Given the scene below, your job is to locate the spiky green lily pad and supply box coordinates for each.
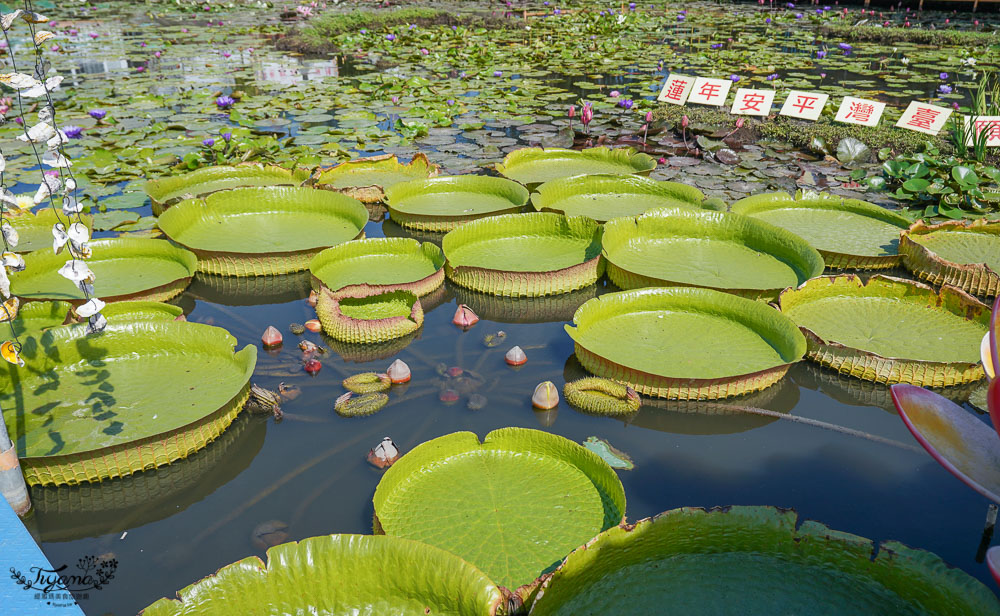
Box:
[316,287,424,344]
[900,218,1000,297]
[157,186,368,276]
[496,146,656,188]
[142,534,504,616]
[144,163,311,213]
[384,175,529,232]
[530,506,1000,616]
[731,192,911,270]
[11,238,197,303]
[0,320,256,485]
[532,174,707,222]
[309,237,445,297]
[373,428,626,591]
[564,378,641,416]
[6,209,93,253]
[312,153,440,203]
[443,213,603,297]
[565,287,806,400]
[602,207,824,300]
[779,275,988,386]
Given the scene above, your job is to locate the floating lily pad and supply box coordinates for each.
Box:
[12,238,197,303]
[144,163,310,213]
[98,300,184,322]
[316,286,423,344]
[312,153,440,204]
[373,428,626,591]
[142,534,503,616]
[309,238,445,297]
[384,175,529,232]
[531,174,707,222]
[496,146,656,188]
[443,213,603,297]
[0,320,256,485]
[582,436,634,470]
[602,207,824,300]
[6,209,93,253]
[900,219,1000,297]
[530,506,1000,616]
[157,186,368,276]
[780,275,989,386]
[731,192,911,270]
[565,287,806,400]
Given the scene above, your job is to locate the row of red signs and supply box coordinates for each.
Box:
[657,74,997,144]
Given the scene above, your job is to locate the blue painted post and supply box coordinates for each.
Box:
[0,407,29,516]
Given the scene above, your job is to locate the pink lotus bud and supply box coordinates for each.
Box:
[304,319,321,332]
[568,105,576,119]
[387,359,411,383]
[681,115,690,128]
[453,304,479,328]
[581,104,593,125]
[261,326,283,348]
[645,111,653,123]
[610,90,620,98]
[505,346,527,366]
[304,358,322,374]
[658,157,667,164]
[736,118,745,128]
[532,381,559,409]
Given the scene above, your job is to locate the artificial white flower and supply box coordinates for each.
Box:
[76,297,105,318]
[58,259,95,284]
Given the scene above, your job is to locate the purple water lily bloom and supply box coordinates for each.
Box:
[360,29,367,34]
[766,73,779,80]
[765,17,771,24]
[386,34,396,41]
[63,125,83,139]
[629,2,636,8]
[446,99,455,106]
[786,2,795,8]
[940,72,949,80]
[795,13,803,18]
[730,74,740,82]
[677,14,685,21]
[216,95,235,109]
[202,138,215,147]
[710,43,723,49]
[939,84,953,94]
[88,109,106,120]
[221,132,232,142]
[493,70,503,77]
[817,50,827,59]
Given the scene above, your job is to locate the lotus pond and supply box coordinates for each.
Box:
[6,0,1000,614]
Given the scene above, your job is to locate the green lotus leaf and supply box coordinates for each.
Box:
[900,218,1000,297]
[384,175,529,232]
[144,163,311,212]
[530,506,1000,616]
[442,213,603,297]
[373,428,626,591]
[531,174,707,222]
[186,272,312,307]
[731,192,911,270]
[565,287,806,399]
[496,146,656,188]
[11,238,197,302]
[142,534,503,616]
[779,275,989,386]
[309,237,445,297]
[316,286,423,344]
[0,319,256,485]
[6,209,93,253]
[6,300,71,338]
[602,207,824,300]
[312,153,440,204]
[157,186,368,276]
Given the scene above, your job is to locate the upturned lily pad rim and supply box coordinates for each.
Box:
[531,173,708,222]
[311,153,441,203]
[144,162,311,206]
[528,505,1000,616]
[141,534,505,616]
[308,237,445,296]
[496,146,657,186]
[900,218,1000,297]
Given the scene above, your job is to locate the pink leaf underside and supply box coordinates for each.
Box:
[891,384,1000,504]
[988,546,1000,588]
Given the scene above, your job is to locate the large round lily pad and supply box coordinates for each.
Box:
[442,213,603,297]
[157,186,368,276]
[5,209,93,253]
[11,238,197,303]
[142,534,504,616]
[602,207,824,300]
[496,146,656,188]
[312,153,440,204]
[529,506,1000,616]
[309,237,445,297]
[900,218,1000,297]
[779,275,989,386]
[532,174,707,222]
[144,163,310,213]
[0,319,256,485]
[384,175,529,232]
[565,287,806,399]
[731,192,911,270]
[373,428,626,591]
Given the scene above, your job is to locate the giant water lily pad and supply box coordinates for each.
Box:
[900,219,1000,297]
[312,153,440,204]
[12,238,197,303]
[372,428,626,591]
[442,213,603,297]
[779,275,989,386]
[6,209,93,253]
[384,175,529,232]
[565,287,806,400]
[316,286,424,344]
[531,174,707,222]
[529,506,1000,616]
[0,320,256,485]
[602,207,824,300]
[144,163,311,213]
[309,237,445,297]
[157,186,368,276]
[142,534,503,616]
[731,192,911,270]
[496,146,655,188]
